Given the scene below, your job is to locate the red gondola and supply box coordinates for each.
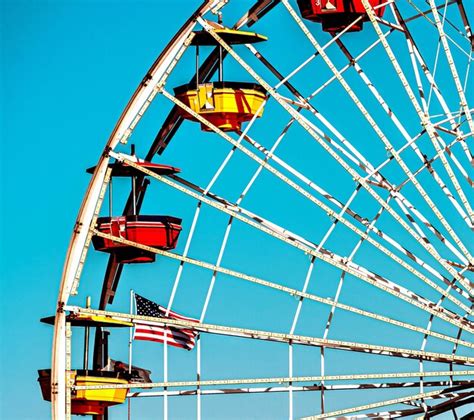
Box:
[92,215,182,263]
[89,154,183,264]
[297,0,386,32]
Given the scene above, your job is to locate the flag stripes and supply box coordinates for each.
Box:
[133,293,198,350]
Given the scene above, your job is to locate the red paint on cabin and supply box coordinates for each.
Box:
[92,215,182,264]
[297,0,385,32]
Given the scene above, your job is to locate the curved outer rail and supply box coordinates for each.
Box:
[50,1,219,417]
[97,0,279,312]
[50,1,473,418]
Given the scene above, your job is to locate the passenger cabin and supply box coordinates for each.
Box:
[38,311,134,415]
[297,0,386,32]
[92,215,182,263]
[174,27,268,132]
[38,369,129,416]
[87,158,183,264]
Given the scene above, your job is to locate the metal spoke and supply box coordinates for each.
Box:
[66,306,474,365]
[49,2,474,419]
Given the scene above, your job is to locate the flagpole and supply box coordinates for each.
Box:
[132,293,198,419]
[129,290,134,372]
[196,336,201,420]
[289,341,293,420]
[164,339,168,419]
[128,289,134,420]
[164,320,169,420]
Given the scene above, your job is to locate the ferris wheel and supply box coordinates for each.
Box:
[40,0,473,418]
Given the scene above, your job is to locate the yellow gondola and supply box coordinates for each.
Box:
[174,27,268,132]
[38,370,128,416]
[175,81,266,132]
[39,299,133,416]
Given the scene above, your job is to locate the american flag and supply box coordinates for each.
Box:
[133,293,199,351]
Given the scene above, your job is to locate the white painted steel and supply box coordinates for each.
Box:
[50,2,213,416]
[51,1,473,418]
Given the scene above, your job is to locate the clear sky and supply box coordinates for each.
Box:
[1,0,473,419]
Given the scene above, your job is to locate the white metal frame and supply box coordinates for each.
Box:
[50,1,473,418]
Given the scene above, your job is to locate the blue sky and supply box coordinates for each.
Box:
[1,1,203,417]
[1,0,473,419]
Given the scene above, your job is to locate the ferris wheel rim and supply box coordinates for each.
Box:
[49,1,474,418]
